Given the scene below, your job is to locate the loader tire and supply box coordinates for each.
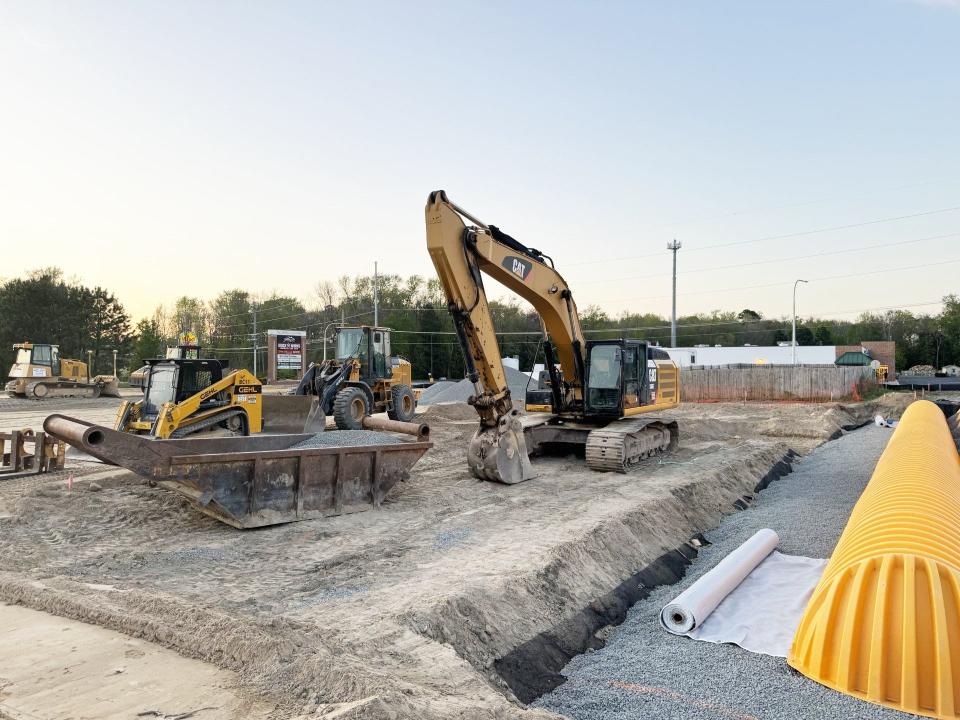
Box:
[388,384,416,422]
[334,387,369,430]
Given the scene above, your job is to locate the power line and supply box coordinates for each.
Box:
[571,231,960,285]
[566,204,960,268]
[596,257,960,305]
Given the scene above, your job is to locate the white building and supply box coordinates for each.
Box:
[665,345,837,367]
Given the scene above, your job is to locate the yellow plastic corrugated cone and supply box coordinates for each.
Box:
[788,400,960,719]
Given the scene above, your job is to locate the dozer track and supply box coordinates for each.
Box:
[584,417,679,473]
[25,380,102,400]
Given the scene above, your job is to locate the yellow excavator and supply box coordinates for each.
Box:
[425,190,680,484]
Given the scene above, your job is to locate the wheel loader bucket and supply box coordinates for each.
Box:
[43,414,431,529]
[261,395,326,434]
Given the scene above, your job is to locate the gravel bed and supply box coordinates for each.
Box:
[534,425,908,720]
[418,366,534,405]
[290,430,401,449]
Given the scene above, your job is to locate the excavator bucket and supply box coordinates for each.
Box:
[261,395,326,434]
[467,410,535,484]
[43,414,431,529]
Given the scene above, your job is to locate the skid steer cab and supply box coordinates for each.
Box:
[293,326,417,429]
[115,357,263,439]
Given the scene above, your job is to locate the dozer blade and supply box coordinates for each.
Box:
[43,414,431,529]
[467,409,535,484]
[95,376,121,398]
[261,395,324,434]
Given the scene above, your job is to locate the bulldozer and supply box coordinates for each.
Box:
[6,342,120,399]
[293,325,417,429]
[115,354,322,439]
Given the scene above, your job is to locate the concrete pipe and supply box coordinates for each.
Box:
[788,400,960,719]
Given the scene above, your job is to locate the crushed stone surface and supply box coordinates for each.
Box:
[534,424,907,720]
[289,430,401,448]
[418,366,534,405]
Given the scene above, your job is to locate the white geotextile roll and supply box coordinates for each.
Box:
[660,528,779,634]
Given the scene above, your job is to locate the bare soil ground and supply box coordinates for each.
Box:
[0,392,925,719]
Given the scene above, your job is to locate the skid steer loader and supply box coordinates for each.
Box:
[116,356,321,438]
[293,325,417,429]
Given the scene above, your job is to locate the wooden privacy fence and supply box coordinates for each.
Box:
[680,365,874,402]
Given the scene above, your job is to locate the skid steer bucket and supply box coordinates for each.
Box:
[43,414,431,529]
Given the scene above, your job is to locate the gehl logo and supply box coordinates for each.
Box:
[501,255,533,281]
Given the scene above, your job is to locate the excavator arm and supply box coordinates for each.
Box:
[425,190,587,483]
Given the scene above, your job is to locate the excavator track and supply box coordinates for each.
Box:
[585,417,679,473]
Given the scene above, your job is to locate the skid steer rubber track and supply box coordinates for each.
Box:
[585,417,679,473]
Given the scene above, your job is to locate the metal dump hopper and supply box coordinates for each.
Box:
[44,414,431,529]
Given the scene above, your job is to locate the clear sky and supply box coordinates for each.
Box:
[2,1,958,323]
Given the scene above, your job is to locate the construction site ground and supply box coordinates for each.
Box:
[0,391,938,719]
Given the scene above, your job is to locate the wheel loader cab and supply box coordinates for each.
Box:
[335,326,392,382]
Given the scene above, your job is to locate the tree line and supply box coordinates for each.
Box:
[2,268,958,380]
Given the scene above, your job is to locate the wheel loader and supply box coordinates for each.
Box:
[5,342,119,399]
[293,325,417,429]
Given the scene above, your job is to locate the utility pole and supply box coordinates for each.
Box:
[792,279,808,365]
[667,240,682,347]
[252,302,258,377]
[373,261,379,326]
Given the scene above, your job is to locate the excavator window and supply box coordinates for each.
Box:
[14,348,31,364]
[587,344,622,411]
[623,347,642,409]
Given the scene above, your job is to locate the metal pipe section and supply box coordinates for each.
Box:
[361,415,429,439]
[43,414,110,451]
[788,400,960,718]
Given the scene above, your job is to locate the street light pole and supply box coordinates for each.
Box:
[792,279,808,365]
[322,321,339,362]
[112,349,117,378]
[667,239,682,347]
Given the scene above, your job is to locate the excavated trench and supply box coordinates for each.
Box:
[492,451,798,704]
